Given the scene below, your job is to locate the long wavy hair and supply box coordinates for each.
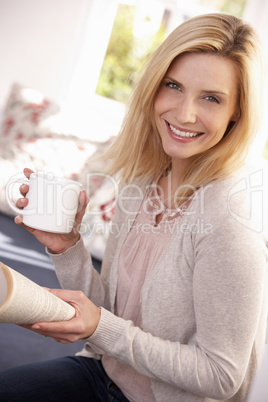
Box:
[104,13,265,198]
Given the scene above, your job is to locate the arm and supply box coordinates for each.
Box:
[48,238,110,309]
[48,187,126,309]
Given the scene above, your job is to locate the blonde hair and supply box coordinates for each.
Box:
[104,13,265,197]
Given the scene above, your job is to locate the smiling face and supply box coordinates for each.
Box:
[154,52,239,170]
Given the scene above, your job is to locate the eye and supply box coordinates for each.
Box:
[165,81,181,91]
[204,95,220,104]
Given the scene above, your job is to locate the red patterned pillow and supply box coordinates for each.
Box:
[0,135,113,217]
[0,83,59,158]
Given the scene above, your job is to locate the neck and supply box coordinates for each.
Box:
[158,169,185,209]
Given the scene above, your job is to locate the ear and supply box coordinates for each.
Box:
[224,120,237,137]
[224,109,240,137]
[231,108,240,122]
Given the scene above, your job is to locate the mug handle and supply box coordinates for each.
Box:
[5,178,29,215]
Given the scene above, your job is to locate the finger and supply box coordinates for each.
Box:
[23,167,34,179]
[53,338,69,344]
[47,288,80,303]
[72,192,88,235]
[14,215,38,235]
[30,320,81,341]
[76,191,89,221]
[15,197,28,209]
[19,323,51,337]
[21,324,71,343]
[14,215,24,226]
[20,320,78,338]
[20,183,29,196]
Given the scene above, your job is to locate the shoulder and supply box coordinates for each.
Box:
[187,167,266,240]
[182,170,268,270]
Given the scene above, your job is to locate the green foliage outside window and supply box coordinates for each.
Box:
[198,0,247,17]
[95,4,166,104]
[96,1,247,104]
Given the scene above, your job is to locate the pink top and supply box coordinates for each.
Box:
[102,183,190,402]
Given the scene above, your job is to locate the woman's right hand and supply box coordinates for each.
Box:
[14,168,89,254]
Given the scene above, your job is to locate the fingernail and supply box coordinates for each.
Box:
[32,325,40,329]
[15,215,22,224]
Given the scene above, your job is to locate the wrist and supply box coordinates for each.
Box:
[48,235,81,255]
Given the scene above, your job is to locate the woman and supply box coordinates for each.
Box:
[0,12,267,402]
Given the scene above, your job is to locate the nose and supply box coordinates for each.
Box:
[175,96,197,124]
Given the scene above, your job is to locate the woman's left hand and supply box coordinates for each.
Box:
[20,289,101,343]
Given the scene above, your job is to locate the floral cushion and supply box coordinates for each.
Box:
[0,83,59,159]
[0,84,116,260]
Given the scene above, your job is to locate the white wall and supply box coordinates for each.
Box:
[0,0,118,107]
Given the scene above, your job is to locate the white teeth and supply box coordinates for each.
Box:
[169,124,199,138]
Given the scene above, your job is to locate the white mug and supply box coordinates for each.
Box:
[5,172,82,233]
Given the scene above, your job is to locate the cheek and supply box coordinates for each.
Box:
[203,111,232,135]
[154,96,162,117]
[154,103,164,130]
[154,89,168,115]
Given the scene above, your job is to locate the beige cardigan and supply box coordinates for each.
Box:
[50,171,268,402]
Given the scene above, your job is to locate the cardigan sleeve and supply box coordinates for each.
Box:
[48,237,110,309]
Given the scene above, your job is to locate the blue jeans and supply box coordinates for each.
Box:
[0,356,130,402]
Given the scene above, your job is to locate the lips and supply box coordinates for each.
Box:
[168,123,203,138]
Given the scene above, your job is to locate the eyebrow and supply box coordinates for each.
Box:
[164,76,229,97]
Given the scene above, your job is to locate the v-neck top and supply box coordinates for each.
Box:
[102,183,190,402]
